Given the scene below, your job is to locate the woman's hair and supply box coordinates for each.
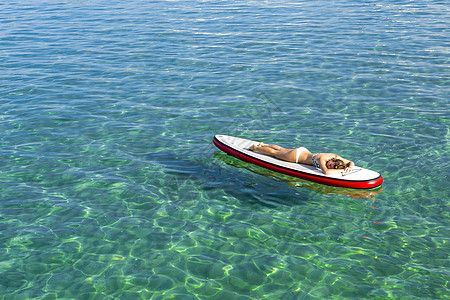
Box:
[332,158,350,169]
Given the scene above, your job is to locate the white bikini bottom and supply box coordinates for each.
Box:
[295,147,308,163]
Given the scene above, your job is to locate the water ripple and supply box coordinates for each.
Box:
[0,0,448,298]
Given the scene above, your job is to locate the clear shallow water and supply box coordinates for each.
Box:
[0,0,448,298]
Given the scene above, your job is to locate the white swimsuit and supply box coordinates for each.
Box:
[295,147,308,163]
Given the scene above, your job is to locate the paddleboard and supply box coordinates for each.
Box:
[213,135,383,189]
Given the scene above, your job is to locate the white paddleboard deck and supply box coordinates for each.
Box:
[213,135,383,189]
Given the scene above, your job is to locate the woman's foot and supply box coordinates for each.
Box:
[249,142,264,151]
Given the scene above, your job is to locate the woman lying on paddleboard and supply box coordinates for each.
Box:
[249,143,355,175]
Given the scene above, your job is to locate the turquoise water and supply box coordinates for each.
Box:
[1,0,448,298]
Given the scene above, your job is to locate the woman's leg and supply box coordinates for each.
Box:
[249,143,297,162]
[249,143,282,151]
[264,144,283,150]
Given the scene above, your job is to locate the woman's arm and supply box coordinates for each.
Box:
[336,155,354,165]
[323,168,346,175]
